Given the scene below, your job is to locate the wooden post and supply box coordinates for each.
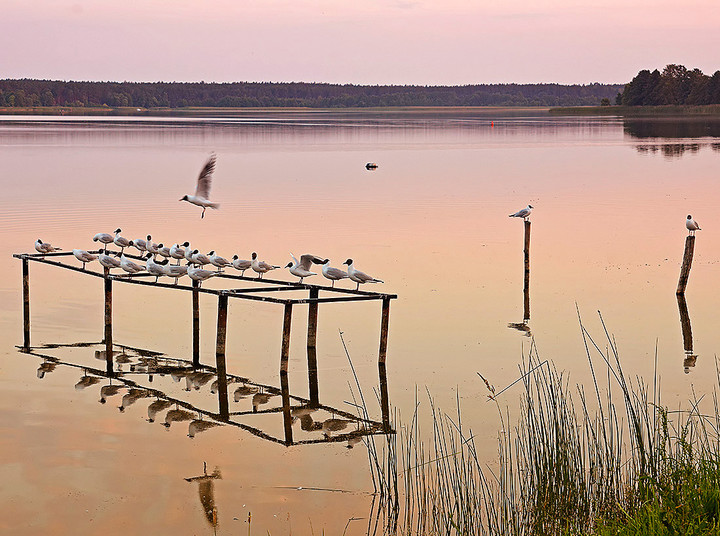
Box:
[192,279,200,367]
[677,235,695,295]
[307,288,319,405]
[677,293,693,354]
[523,220,531,321]
[22,257,30,350]
[215,293,229,419]
[280,303,293,374]
[378,297,391,365]
[104,267,113,376]
[280,369,293,446]
[379,362,391,432]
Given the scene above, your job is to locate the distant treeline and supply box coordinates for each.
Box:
[619,65,720,106]
[0,79,622,108]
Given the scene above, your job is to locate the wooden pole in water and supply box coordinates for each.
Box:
[676,293,693,354]
[280,303,293,374]
[192,279,200,367]
[215,293,229,420]
[677,235,695,295]
[306,288,319,405]
[280,369,293,446]
[22,257,30,350]
[103,267,113,376]
[379,362,391,432]
[523,220,531,321]
[378,297,391,365]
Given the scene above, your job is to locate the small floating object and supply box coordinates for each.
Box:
[365,162,378,170]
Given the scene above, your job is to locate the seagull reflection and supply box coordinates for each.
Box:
[75,374,101,390]
[147,399,173,422]
[322,418,352,438]
[188,419,222,438]
[185,372,214,391]
[252,391,275,412]
[164,408,195,428]
[508,321,532,337]
[233,384,259,401]
[100,384,124,404]
[185,463,222,528]
[119,388,151,412]
[37,361,56,379]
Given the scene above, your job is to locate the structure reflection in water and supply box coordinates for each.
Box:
[677,294,698,374]
[22,340,392,446]
[508,219,532,337]
[185,462,222,530]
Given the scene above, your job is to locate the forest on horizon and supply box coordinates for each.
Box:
[0,79,621,108]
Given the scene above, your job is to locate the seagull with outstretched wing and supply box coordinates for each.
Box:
[180,153,219,218]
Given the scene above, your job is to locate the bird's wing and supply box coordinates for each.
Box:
[299,254,324,270]
[194,154,216,199]
[290,252,299,266]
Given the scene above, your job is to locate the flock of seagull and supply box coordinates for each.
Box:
[34,228,384,290]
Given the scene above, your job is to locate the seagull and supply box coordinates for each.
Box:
[72,249,97,269]
[180,153,219,218]
[184,243,195,264]
[190,249,212,266]
[163,263,188,285]
[321,259,349,287]
[208,251,231,270]
[170,242,190,264]
[686,215,701,235]
[188,265,218,287]
[146,237,161,256]
[119,253,145,274]
[157,244,172,259]
[145,253,168,282]
[343,259,384,290]
[113,228,132,252]
[251,252,280,279]
[509,205,533,221]
[93,232,114,252]
[34,239,61,255]
[131,235,150,253]
[231,255,252,276]
[98,252,121,270]
[286,253,324,283]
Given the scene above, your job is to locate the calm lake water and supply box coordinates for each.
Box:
[1,111,719,534]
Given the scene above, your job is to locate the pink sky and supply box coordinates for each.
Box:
[2,0,719,85]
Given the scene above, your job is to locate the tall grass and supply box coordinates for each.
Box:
[364,313,720,535]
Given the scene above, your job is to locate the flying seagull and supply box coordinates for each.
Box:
[180,153,219,218]
[686,215,701,235]
[509,205,533,221]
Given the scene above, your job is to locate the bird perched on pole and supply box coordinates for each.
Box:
[509,205,533,221]
[686,215,701,235]
[180,153,219,218]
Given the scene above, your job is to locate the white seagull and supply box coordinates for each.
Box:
[72,249,97,269]
[113,228,132,252]
[190,249,212,266]
[145,253,168,282]
[131,235,150,253]
[35,239,60,255]
[343,259,384,290]
[286,253,324,283]
[163,263,188,285]
[321,259,349,287]
[119,253,145,274]
[98,252,121,270]
[251,252,280,279]
[208,251,231,271]
[188,265,218,287]
[180,153,219,218]
[509,204,533,221]
[184,243,195,264]
[93,232,114,252]
[170,242,190,264]
[686,215,701,235]
[146,237,161,256]
[157,244,172,259]
[232,255,252,276]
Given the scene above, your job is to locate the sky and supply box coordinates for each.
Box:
[1,0,719,86]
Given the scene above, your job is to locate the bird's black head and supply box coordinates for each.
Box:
[183,241,190,247]
[285,262,293,268]
[343,258,353,266]
[115,228,122,233]
[687,215,692,219]
[528,205,534,209]
[146,234,152,240]
[157,243,164,248]
[232,255,238,260]
[193,249,199,254]
[180,195,189,201]
[251,252,257,259]
[322,258,330,264]
[208,250,215,255]
[128,240,134,246]
[37,238,43,243]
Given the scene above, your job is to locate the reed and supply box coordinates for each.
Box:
[364,313,720,535]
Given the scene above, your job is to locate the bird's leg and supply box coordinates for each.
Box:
[332,280,335,288]
[356,282,360,291]
[201,208,206,219]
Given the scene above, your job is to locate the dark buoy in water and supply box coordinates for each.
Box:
[365,162,378,170]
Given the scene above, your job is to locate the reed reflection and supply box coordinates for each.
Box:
[677,294,698,374]
[24,340,391,446]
